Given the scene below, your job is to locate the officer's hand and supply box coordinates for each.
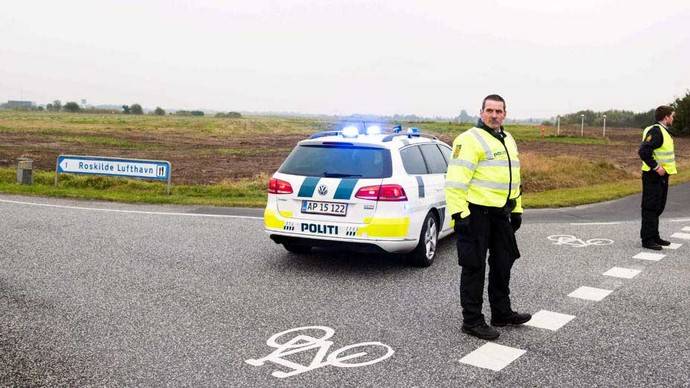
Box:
[453,214,471,236]
[656,166,667,176]
[510,213,522,232]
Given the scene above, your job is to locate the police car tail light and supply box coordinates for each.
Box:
[355,185,380,200]
[268,178,293,194]
[378,184,407,201]
[355,184,407,201]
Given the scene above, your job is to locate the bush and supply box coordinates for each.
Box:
[154,107,165,115]
[174,110,204,116]
[63,101,81,112]
[672,90,690,135]
[130,103,143,115]
[215,112,242,118]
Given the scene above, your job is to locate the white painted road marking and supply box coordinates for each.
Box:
[568,286,613,301]
[0,198,263,220]
[547,235,614,248]
[682,226,690,232]
[671,232,690,240]
[245,326,394,378]
[459,343,526,372]
[603,267,642,279]
[633,252,666,261]
[664,243,683,250]
[569,222,621,225]
[524,310,575,331]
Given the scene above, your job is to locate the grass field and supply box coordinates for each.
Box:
[1,111,688,208]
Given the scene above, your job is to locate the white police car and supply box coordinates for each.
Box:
[264,124,454,267]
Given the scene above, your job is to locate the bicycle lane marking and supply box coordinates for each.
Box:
[245,326,394,378]
[547,234,614,248]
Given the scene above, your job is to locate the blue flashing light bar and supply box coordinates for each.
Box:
[342,126,360,138]
[366,125,382,135]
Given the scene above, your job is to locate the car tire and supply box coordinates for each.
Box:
[408,212,438,267]
[283,243,312,254]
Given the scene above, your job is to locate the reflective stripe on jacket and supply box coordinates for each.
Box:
[445,127,522,218]
[641,124,677,174]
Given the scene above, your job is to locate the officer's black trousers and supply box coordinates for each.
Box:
[456,205,520,327]
[640,170,669,243]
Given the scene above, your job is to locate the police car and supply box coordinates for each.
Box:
[264,124,454,267]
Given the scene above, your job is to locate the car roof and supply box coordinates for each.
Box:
[298,133,447,150]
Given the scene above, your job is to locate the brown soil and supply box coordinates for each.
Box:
[1,126,687,185]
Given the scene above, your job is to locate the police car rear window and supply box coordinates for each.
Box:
[279,144,392,178]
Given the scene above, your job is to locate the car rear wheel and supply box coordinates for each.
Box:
[283,243,312,254]
[408,212,438,267]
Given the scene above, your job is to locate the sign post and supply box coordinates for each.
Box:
[55,155,172,194]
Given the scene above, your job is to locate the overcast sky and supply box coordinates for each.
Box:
[1,0,689,118]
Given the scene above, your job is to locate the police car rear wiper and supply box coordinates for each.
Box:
[323,172,362,178]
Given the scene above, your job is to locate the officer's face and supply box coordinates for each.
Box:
[665,112,675,126]
[481,100,506,130]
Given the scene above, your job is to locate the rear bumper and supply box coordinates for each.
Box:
[264,208,419,253]
[266,231,418,253]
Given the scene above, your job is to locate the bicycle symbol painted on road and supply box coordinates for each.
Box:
[547,234,614,248]
[245,326,394,378]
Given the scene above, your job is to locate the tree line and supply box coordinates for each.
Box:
[552,90,690,134]
[2,100,242,119]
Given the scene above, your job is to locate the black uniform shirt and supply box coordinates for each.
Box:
[478,119,507,142]
[638,123,664,170]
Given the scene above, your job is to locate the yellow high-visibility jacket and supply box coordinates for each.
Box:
[445,126,522,218]
[641,124,677,174]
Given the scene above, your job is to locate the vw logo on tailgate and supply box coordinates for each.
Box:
[317,184,328,196]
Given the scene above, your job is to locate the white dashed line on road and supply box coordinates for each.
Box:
[670,232,690,240]
[459,343,526,371]
[568,286,613,301]
[569,222,621,225]
[682,226,690,232]
[603,267,642,279]
[632,252,666,261]
[0,198,263,220]
[524,310,575,331]
[664,243,682,250]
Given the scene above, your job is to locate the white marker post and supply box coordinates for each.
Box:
[556,115,560,136]
[580,114,585,137]
[602,114,607,137]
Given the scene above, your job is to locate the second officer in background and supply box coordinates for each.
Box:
[445,94,531,340]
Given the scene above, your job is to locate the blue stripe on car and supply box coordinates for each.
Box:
[333,178,359,200]
[298,177,320,198]
[416,176,425,198]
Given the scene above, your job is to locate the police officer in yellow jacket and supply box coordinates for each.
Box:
[638,105,677,250]
[445,94,530,340]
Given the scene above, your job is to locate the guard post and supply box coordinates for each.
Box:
[17,158,33,185]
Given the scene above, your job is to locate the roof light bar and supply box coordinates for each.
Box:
[366,125,382,135]
[342,126,359,138]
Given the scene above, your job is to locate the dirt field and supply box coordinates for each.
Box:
[1,112,688,190]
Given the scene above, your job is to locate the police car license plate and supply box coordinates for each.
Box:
[301,200,348,216]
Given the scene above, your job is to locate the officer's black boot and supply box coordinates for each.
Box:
[655,238,671,246]
[462,322,500,340]
[491,312,532,327]
[642,240,663,250]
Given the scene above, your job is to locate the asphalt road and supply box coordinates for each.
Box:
[1,185,689,387]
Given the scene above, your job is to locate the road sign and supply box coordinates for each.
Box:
[55,155,172,193]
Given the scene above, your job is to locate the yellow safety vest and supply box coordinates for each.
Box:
[445,126,522,218]
[641,124,676,174]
